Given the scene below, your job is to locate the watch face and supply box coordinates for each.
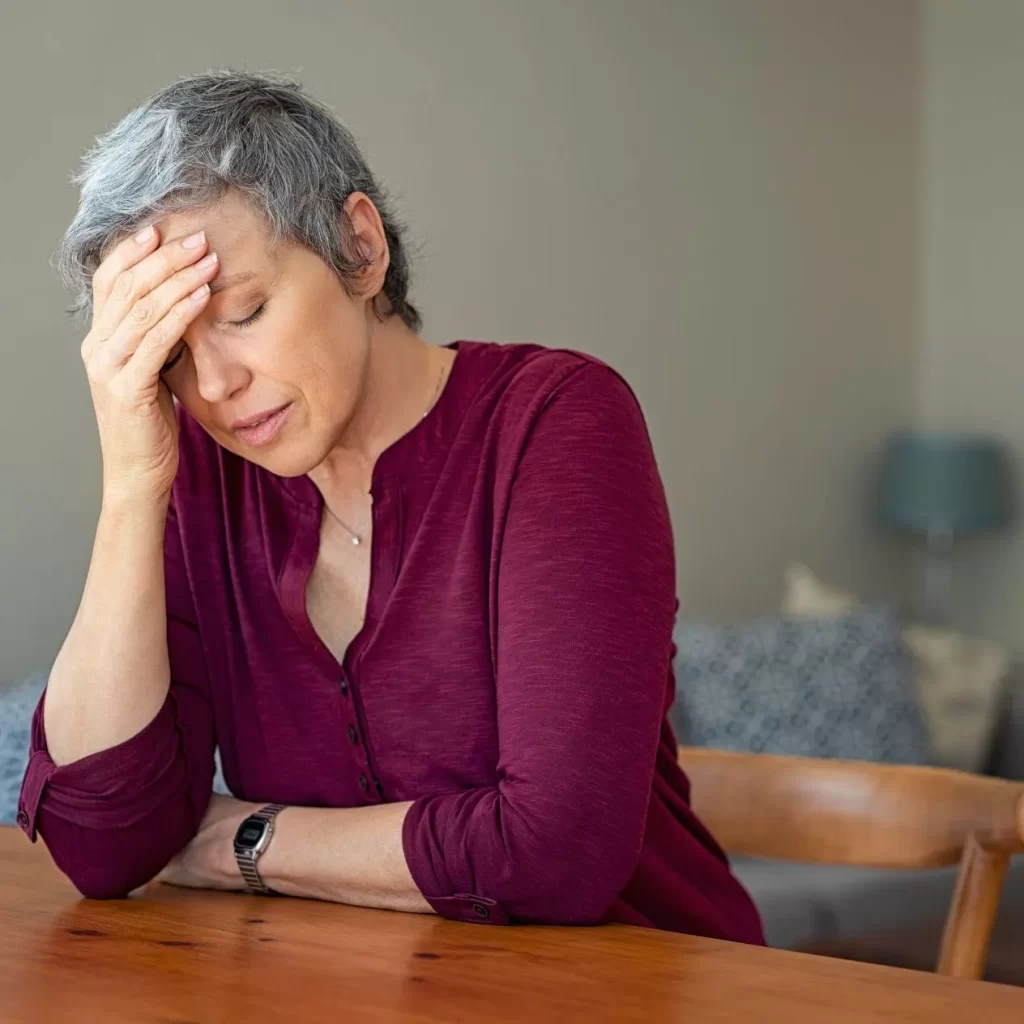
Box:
[235,818,267,850]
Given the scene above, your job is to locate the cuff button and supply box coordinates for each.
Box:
[471,903,490,919]
[16,810,29,829]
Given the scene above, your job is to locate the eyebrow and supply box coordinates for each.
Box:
[208,271,259,295]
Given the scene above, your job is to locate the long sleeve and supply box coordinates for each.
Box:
[16,500,216,899]
[402,361,677,925]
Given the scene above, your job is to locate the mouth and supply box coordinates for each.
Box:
[231,403,293,447]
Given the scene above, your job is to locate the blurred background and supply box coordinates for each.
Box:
[2,0,1023,986]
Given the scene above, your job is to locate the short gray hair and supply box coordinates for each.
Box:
[53,68,421,331]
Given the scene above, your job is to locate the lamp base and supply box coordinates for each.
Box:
[915,528,954,626]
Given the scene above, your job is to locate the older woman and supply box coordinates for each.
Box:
[18,70,762,942]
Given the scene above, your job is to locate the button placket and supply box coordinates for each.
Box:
[341,675,376,801]
[340,481,399,808]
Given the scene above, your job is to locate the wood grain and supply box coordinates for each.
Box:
[0,828,1021,1022]
[679,746,1024,980]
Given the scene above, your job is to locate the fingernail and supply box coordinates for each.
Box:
[182,230,206,250]
[135,225,154,244]
[196,252,218,269]
[190,283,210,302]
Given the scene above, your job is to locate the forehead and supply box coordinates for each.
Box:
[154,189,273,259]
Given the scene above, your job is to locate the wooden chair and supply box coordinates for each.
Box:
[678,746,1024,980]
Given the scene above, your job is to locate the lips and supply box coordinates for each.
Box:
[232,403,292,447]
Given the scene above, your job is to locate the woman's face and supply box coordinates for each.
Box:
[153,188,382,478]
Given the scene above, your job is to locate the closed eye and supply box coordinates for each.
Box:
[160,303,267,376]
[233,303,266,328]
[160,344,185,375]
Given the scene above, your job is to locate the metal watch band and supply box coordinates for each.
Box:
[235,803,287,895]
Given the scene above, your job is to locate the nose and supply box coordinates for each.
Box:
[189,338,250,405]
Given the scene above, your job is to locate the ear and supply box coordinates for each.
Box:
[339,192,390,302]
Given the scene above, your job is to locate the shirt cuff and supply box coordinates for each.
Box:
[401,795,510,925]
[16,749,54,840]
[18,692,184,840]
[423,894,508,924]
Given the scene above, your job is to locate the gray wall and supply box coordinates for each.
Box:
[0,0,919,684]
[918,1,1024,653]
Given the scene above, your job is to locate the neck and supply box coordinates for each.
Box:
[307,316,451,503]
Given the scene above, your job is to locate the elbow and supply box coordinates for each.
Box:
[75,877,143,901]
[493,831,644,925]
[40,810,195,902]
[56,850,164,901]
[512,861,633,925]
[58,856,156,897]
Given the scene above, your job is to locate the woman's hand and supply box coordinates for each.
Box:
[81,224,221,505]
[157,794,263,891]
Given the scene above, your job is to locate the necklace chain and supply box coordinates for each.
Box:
[324,358,448,547]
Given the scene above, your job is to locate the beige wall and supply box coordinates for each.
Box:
[0,1,919,685]
[918,1,1024,652]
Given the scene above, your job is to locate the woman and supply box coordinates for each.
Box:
[19,70,762,942]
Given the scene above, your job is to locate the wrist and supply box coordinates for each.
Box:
[100,487,171,519]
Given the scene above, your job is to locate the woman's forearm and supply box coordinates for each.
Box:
[260,801,433,913]
[43,494,172,765]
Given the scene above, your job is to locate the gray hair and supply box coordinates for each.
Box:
[53,68,421,331]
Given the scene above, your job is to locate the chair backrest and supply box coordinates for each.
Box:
[678,746,1024,979]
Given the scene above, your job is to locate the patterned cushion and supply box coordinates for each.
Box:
[670,606,930,764]
[0,671,229,824]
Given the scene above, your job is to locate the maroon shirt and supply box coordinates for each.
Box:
[18,340,763,942]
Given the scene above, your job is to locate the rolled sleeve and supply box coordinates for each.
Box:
[402,795,510,925]
[17,498,216,899]
[402,361,676,925]
[18,691,185,839]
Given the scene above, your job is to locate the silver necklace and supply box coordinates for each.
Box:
[324,359,448,547]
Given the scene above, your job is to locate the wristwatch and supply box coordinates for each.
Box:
[233,803,287,895]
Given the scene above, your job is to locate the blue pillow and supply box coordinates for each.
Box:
[670,606,930,764]
[0,672,229,825]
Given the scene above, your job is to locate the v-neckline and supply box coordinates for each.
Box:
[276,341,469,676]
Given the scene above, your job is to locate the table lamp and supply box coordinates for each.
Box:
[878,431,1012,623]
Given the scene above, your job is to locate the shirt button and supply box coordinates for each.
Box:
[340,678,349,697]
[471,903,490,919]
[347,724,359,745]
[16,810,29,829]
[359,773,369,791]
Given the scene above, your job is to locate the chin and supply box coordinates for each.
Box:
[255,428,340,478]
[250,445,323,478]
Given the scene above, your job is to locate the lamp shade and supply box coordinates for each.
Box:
[878,431,1012,536]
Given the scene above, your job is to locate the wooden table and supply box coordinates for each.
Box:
[1,829,1021,1022]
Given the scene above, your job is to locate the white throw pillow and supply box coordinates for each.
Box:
[782,563,859,617]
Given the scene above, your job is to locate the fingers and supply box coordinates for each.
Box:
[90,222,161,309]
[89,251,219,380]
[81,224,161,364]
[119,283,212,390]
[91,228,211,343]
